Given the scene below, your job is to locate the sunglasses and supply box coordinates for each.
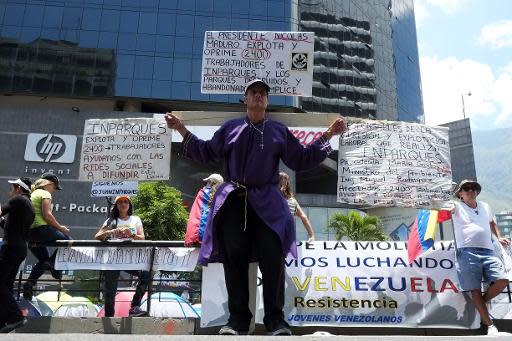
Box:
[117,200,130,204]
[460,186,477,192]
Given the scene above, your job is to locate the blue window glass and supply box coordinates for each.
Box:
[154,57,173,80]
[43,5,64,29]
[249,19,268,31]
[104,0,123,5]
[101,10,121,31]
[190,82,209,101]
[120,11,139,33]
[134,55,154,79]
[172,59,191,81]
[136,33,156,52]
[4,4,24,26]
[62,7,83,29]
[132,79,152,97]
[82,9,101,30]
[63,29,79,43]
[213,0,231,14]
[209,94,229,102]
[250,0,267,17]
[177,0,194,11]
[115,78,132,96]
[79,30,99,48]
[192,37,204,57]
[118,32,136,50]
[23,5,43,28]
[151,80,171,99]
[232,1,249,15]
[159,0,177,10]
[172,81,191,100]
[195,0,213,14]
[98,31,118,48]
[0,6,5,26]
[141,0,158,9]
[117,54,135,78]
[212,17,230,31]
[41,28,60,40]
[157,13,176,35]
[231,18,249,30]
[20,27,41,43]
[155,35,174,54]
[138,12,157,34]
[268,1,285,18]
[175,15,194,37]
[122,0,139,9]
[191,59,202,81]
[194,16,212,37]
[174,36,193,57]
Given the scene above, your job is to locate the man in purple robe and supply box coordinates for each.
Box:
[165,79,346,336]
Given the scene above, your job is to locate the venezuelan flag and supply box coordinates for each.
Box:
[408,209,451,263]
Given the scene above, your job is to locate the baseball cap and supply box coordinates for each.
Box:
[8,178,31,192]
[203,173,224,185]
[454,179,481,198]
[41,172,62,190]
[245,78,270,95]
[115,195,131,204]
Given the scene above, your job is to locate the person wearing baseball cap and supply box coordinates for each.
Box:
[450,179,509,336]
[165,77,347,336]
[23,174,71,301]
[95,195,150,317]
[0,177,34,332]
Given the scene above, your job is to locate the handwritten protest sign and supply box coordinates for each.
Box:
[90,181,138,197]
[79,118,171,181]
[337,120,452,208]
[201,31,314,96]
[55,246,199,272]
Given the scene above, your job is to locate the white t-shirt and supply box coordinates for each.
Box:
[287,197,298,215]
[452,200,494,250]
[102,215,143,240]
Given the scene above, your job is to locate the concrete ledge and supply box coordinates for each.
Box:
[15,317,195,334]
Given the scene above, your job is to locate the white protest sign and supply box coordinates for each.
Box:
[55,246,199,272]
[79,117,171,181]
[90,181,138,197]
[201,31,314,96]
[337,120,452,208]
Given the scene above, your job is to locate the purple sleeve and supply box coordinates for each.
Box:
[181,125,226,163]
[281,129,333,171]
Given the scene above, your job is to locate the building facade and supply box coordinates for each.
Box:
[0,0,424,244]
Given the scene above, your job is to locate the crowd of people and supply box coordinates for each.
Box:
[0,78,510,336]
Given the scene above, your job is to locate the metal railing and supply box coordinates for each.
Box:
[16,240,201,317]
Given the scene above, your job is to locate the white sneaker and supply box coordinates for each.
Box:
[487,324,500,336]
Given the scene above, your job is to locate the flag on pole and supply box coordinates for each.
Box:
[408,209,452,263]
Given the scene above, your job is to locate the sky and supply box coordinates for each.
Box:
[414,0,512,130]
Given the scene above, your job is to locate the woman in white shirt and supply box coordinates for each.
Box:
[279,172,315,242]
[95,196,150,317]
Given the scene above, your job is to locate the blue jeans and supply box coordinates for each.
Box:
[27,225,71,283]
[456,247,507,291]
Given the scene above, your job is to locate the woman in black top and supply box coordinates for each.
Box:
[0,177,35,333]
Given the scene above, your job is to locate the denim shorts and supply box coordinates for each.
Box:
[456,247,507,291]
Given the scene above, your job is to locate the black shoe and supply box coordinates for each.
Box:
[0,318,27,333]
[128,306,148,317]
[50,268,62,280]
[22,282,33,301]
[269,323,292,336]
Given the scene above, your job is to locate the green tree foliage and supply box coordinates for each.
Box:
[132,181,188,240]
[327,210,387,241]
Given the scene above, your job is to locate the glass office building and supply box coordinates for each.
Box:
[0,0,424,242]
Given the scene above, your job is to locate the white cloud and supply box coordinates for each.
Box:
[413,0,429,28]
[478,20,512,48]
[425,0,469,14]
[420,56,512,128]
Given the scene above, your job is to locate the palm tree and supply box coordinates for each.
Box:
[327,211,387,241]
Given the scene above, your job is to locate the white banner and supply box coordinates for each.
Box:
[55,247,199,272]
[202,241,480,329]
[90,181,138,197]
[337,120,452,208]
[201,31,314,96]
[79,117,171,181]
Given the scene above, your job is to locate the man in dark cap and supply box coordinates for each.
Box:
[451,179,510,336]
[0,177,34,333]
[165,78,347,335]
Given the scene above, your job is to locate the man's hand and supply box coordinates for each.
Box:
[164,112,188,138]
[324,117,347,140]
[499,237,511,246]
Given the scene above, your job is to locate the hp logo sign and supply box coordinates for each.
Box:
[24,134,77,163]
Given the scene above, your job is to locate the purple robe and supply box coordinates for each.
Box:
[181,116,333,265]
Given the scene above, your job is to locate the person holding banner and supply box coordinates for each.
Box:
[165,78,346,336]
[279,172,315,243]
[95,195,151,317]
[0,177,34,333]
[23,173,71,301]
[451,179,510,336]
